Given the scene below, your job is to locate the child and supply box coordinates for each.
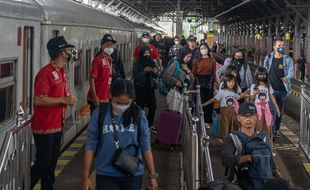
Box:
[250,67,281,140]
[203,74,246,141]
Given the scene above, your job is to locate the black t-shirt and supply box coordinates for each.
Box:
[269,57,286,92]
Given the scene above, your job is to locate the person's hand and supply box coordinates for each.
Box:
[144,66,152,73]
[93,96,101,107]
[82,178,93,190]
[63,95,77,106]
[281,77,289,83]
[254,89,261,96]
[276,108,281,117]
[152,67,158,73]
[246,155,252,163]
[149,178,160,190]
[174,80,182,88]
[181,63,189,71]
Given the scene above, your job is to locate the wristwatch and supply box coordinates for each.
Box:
[148,173,159,179]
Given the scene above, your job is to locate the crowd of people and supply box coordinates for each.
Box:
[30,31,301,190]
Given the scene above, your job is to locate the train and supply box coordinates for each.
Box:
[0,0,162,149]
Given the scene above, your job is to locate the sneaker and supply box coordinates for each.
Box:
[151,126,157,134]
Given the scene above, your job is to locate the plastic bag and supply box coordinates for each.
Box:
[167,88,183,114]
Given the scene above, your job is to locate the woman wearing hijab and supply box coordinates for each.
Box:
[133,46,159,133]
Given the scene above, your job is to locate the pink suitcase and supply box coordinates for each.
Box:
[155,110,182,145]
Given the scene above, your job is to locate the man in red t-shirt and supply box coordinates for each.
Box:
[87,34,116,113]
[133,32,162,68]
[31,36,77,190]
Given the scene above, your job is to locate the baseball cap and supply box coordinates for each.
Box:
[187,35,197,41]
[238,102,257,115]
[47,36,75,58]
[141,32,150,38]
[101,34,117,45]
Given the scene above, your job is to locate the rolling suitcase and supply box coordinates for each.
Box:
[156,110,182,145]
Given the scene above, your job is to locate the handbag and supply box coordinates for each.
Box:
[166,88,183,114]
[110,105,141,176]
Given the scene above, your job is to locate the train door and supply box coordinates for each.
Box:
[23,27,34,117]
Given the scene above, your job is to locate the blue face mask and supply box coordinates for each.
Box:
[277,47,285,55]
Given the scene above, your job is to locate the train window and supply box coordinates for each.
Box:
[0,62,13,78]
[52,30,59,37]
[74,50,82,88]
[85,49,91,81]
[0,60,15,124]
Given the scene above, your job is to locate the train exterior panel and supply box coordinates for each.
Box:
[0,0,152,151]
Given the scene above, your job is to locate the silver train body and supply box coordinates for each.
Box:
[0,0,157,148]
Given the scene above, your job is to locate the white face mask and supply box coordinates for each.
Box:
[200,49,208,55]
[142,38,150,43]
[112,102,131,114]
[174,40,180,45]
[103,48,114,55]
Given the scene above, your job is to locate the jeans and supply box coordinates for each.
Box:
[31,132,62,190]
[270,90,287,132]
[96,174,143,190]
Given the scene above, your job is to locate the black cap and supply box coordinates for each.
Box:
[187,35,197,41]
[47,36,75,58]
[101,34,117,45]
[141,32,150,37]
[238,102,257,115]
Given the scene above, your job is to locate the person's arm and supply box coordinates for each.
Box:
[90,77,100,106]
[216,58,230,80]
[286,57,295,80]
[155,57,162,68]
[82,150,94,190]
[191,59,198,78]
[139,110,159,189]
[33,96,76,106]
[202,98,216,107]
[221,136,252,168]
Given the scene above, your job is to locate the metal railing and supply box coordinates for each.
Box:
[181,84,214,190]
[0,119,32,190]
[299,85,310,162]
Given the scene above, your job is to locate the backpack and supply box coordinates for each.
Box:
[229,131,273,190]
[158,59,181,96]
[94,103,109,156]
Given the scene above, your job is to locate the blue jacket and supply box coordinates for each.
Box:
[263,52,294,95]
[85,107,151,177]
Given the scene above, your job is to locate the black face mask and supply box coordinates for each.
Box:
[257,76,267,82]
[236,58,244,62]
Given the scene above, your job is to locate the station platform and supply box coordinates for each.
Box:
[32,93,310,190]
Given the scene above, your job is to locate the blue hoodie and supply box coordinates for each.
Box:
[85,106,151,177]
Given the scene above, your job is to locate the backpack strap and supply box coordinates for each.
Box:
[95,102,109,156]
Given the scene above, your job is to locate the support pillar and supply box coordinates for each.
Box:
[176,0,182,36]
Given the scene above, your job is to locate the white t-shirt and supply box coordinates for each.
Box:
[214,89,240,108]
[250,84,274,104]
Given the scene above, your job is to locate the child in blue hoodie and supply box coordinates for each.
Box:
[82,78,159,190]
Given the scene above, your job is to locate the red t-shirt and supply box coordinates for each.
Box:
[32,63,70,134]
[133,44,160,61]
[87,53,112,102]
